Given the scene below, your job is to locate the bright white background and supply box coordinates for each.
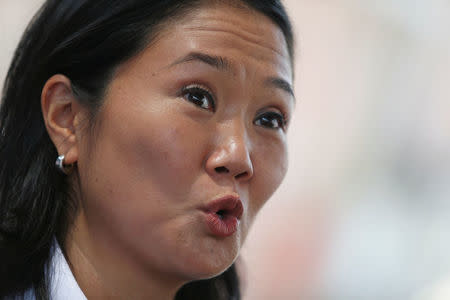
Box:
[1,1,449,299]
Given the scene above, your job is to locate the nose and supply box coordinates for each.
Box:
[205,122,254,183]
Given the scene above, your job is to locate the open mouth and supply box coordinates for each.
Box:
[201,194,244,220]
[213,200,243,221]
[200,194,244,237]
[216,209,227,219]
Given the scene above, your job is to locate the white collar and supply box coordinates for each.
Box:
[49,240,87,300]
[24,240,87,299]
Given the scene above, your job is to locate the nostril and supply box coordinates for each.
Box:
[215,166,229,174]
[235,171,248,180]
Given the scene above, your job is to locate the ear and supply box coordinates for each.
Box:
[41,74,85,165]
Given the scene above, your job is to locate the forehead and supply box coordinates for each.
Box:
[111,2,295,103]
[150,3,293,79]
[180,4,289,56]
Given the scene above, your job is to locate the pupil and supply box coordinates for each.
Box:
[262,116,279,128]
[191,93,204,105]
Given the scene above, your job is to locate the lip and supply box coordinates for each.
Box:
[200,194,244,237]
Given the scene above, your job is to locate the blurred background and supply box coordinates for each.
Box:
[1,1,449,299]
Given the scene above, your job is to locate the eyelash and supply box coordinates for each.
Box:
[179,84,288,131]
[179,84,216,112]
[254,111,288,131]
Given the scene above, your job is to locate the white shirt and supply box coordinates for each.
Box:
[24,240,87,300]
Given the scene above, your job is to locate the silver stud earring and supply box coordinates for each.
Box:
[55,154,73,175]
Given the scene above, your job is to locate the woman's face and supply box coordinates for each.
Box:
[74,3,294,282]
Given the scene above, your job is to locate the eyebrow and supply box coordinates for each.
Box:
[265,77,295,98]
[170,52,230,71]
[169,51,295,101]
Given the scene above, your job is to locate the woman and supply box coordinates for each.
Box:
[0,0,295,299]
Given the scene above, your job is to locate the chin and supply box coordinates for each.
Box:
[185,261,236,282]
[175,239,241,281]
[191,257,238,281]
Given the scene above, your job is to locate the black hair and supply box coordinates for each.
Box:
[0,0,294,299]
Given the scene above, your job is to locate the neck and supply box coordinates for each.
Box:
[64,210,184,300]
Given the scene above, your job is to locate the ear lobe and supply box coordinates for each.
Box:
[41,74,81,165]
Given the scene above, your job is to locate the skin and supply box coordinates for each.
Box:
[42,3,294,299]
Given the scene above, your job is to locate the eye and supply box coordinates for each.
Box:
[254,111,287,131]
[180,84,215,112]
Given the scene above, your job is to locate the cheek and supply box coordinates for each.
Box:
[76,96,209,239]
[129,121,202,193]
[99,102,207,200]
[75,97,219,273]
[248,137,288,220]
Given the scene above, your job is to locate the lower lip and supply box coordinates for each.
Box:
[204,212,239,237]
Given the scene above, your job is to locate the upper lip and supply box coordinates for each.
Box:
[201,194,244,220]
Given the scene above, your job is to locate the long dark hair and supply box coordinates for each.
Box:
[0,0,294,299]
